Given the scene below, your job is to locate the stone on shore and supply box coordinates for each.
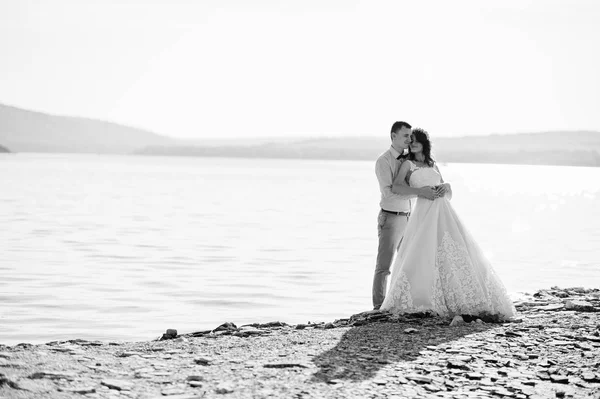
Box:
[449,315,465,326]
[565,299,596,312]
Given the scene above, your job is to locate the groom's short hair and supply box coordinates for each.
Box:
[390,121,412,136]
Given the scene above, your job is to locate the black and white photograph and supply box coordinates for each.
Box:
[1,1,599,398]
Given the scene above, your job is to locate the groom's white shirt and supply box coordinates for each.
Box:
[376,146,413,213]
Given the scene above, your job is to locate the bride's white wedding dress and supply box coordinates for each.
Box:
[380,162,516,319]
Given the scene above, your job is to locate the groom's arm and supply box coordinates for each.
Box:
[390,160,437,200]
[376,158,431,201]
[376,157,415,201]
[392,182,425,197]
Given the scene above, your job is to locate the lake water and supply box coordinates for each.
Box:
[1,154,599,345]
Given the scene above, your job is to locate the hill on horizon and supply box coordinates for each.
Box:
[0,103,176,153]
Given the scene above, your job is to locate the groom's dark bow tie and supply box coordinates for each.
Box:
[397,153,407,160]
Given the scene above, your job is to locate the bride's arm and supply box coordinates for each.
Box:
[434,164,452,200]
[392,161,436,200]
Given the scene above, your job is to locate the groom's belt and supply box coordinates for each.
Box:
[381,209,410,216]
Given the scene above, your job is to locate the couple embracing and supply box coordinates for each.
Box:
[372,121,516,320]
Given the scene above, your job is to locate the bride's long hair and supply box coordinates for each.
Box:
[408,128,435,167]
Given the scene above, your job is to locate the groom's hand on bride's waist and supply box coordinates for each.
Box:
[418,186,437,200]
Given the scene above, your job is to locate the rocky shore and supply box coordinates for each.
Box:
[1,287,599,399]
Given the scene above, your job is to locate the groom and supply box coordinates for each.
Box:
[372,121,437,310]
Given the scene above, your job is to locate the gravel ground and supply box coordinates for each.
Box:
[1,287,599,399]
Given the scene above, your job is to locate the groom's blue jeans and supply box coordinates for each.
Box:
[373,210,409,309]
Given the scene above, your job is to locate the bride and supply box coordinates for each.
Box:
[380,128,516,320]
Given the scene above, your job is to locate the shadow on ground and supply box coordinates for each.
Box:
[310,317,500,383]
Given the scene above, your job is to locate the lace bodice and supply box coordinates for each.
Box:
[407,163,442,188]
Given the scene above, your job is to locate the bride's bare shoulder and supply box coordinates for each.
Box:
[400,159,416,170]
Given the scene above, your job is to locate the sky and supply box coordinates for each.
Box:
[1,0,599,139]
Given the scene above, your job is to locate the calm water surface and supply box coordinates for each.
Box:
[1,154,599,345]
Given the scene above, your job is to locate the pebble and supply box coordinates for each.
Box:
[194,356,213,365]
[215,383,234,394]
[57,386,96,394]
[564,300,596,311]
[161,388,186,396]
[28,370,77,380]
[101,379,134,391]
[549,374,569,384]
[581,372,599,382]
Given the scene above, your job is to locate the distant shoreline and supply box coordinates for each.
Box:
[135,150,600,168]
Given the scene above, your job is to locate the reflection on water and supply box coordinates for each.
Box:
[1,154,599,345]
